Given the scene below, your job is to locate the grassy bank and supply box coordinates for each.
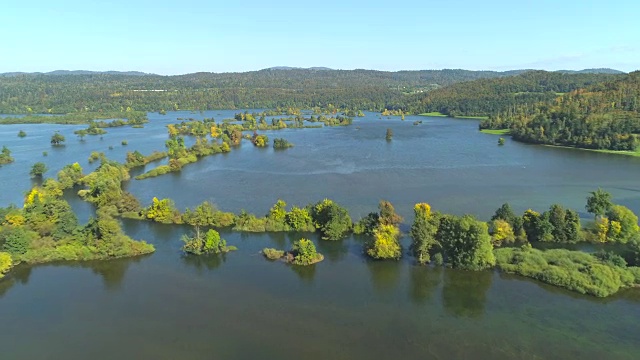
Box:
[419,112,489,120]
[480,129,510,135]
[543,144,640,158]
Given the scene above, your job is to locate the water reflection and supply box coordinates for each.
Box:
[181,253,227,273]
[367,260,402,295]
[86,256,146,290]
[314,237,349,262]
[0,265,32,297]
[442,269,492,318]
[0,255,149,296]
[409,265,442,304]
[289,263,317,283]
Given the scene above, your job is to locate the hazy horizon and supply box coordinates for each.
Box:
[0,66,632,77]
[3,0,639,75]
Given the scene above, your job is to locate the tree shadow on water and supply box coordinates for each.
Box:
[315,237,349,262]
[442,269,493,318]
[181,253,227,274]
[367,259,402,295]
[409,265,442,305]
[289,263,317,283]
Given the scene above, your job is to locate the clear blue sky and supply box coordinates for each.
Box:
[2,0,639,74]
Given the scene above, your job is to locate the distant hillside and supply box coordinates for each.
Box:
[481,71,640,151]
[405,70,624,117]
[556,68,625,75]
[266,66,333,71]
[0,68,542,114]
[0,67,628,114]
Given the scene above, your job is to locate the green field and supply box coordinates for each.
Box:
[418,112,449,117]
[545,144,640,158]
[419,112,489,120]
[480,129,510,135]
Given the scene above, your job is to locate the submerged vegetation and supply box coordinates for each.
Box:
[0,90,639,299]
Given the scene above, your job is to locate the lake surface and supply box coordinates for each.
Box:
[1,111,640,359]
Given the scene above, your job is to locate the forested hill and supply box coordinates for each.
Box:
[0,68,617,114]
[404,71,624,117]
[480,71,640,150]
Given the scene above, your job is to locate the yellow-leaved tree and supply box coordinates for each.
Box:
[366,224,401,260]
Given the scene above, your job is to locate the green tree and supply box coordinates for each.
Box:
[57,162,83,189]
[17,130,26,138]
[50,132,65,146]
[30,162,48,178]
[436,214,495,269]
[563,209,582,243]
[522,209,553,242]
[492,203,517,224]
[74,129,88,141]
[0,146,13,164]
[182,229,232,255]
[1,227,31,255]
[144,197,178,223]
[267,199,287,223]
[290,238,322,265]
[586,188,613,219]
[606,205,640,243]
[285,206,313,231]
[353,212,379,236]
[385,128,393,141]
[410,203,439,263]
[311,199,352,241]
[547,204,568,242]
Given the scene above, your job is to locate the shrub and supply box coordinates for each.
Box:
[262,248,285,260]
[0,252,12,278]
[494,247,638,297]
[366,224,401,260]
[289,238,323,265]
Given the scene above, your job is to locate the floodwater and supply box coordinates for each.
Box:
[1,111,639,359]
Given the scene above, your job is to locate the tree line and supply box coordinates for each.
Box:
[480,72,640,150]
[0,69,614,115]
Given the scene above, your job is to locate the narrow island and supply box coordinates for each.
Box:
[262,238,324,266]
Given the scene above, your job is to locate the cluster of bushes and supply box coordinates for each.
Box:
[495,246,640,297]
[182,228,236,255]
[273,138,294,149]
[251,133,269,147]
[137,197,353,241]
[233,199,348,236]
[125,150,168,169]
[0,252,11,278]
[356,201,403,260]
[261,238,323,266]
[0,146,14,165]
[88,151,106,164]
[0,177,154,272]
[136,133,230,180]
[487,190,639,246]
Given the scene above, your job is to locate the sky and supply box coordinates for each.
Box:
[1,0,639,75]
